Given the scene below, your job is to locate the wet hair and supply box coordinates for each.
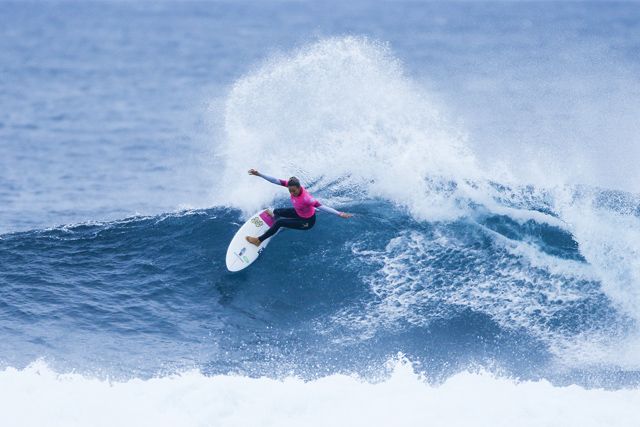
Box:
[287,176,301,188]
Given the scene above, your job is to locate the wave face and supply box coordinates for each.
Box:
[1,198,639,386]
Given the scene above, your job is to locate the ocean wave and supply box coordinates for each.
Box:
[1,203,639,384]
[203,37,640,376]
[2,38,640,384]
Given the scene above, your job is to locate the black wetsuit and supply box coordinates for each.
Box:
[258,208,316,242]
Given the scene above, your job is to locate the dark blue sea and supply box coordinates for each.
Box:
[2,1,640,425]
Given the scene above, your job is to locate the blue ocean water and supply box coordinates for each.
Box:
[2,1,640,425]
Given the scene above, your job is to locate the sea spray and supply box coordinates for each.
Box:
[217,37,481,220]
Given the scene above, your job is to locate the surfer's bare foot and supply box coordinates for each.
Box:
[246,236,261,246]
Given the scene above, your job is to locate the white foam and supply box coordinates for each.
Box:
[329,226,640,369]
[557,192,640,320]
[555,331,640,372]
[1,359,638,427]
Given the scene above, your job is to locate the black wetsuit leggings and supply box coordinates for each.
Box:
[258,208,316,242]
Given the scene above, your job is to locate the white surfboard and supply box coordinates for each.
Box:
[225,208,279,272]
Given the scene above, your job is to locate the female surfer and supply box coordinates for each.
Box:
[245,169,353,246]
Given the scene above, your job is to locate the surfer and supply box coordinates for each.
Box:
[245,169,353,246]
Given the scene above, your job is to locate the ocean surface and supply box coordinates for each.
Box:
[2,1,640,425]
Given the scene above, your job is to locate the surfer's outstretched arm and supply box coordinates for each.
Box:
[315,202,353,218]
[248,169,283,186]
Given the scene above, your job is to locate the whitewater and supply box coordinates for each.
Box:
[2,1,640,426]
[2,358,639,427]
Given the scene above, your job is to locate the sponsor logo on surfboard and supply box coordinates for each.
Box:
[250,217,264,227]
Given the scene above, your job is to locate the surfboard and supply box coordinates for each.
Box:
[225,208,279,272]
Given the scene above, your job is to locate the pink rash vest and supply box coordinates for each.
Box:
[279,179,321,218]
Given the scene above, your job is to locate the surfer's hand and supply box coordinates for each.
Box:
[339,212,353,219]
[248,169,260,176]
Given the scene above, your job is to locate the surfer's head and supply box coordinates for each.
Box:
[287,177,301,196]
